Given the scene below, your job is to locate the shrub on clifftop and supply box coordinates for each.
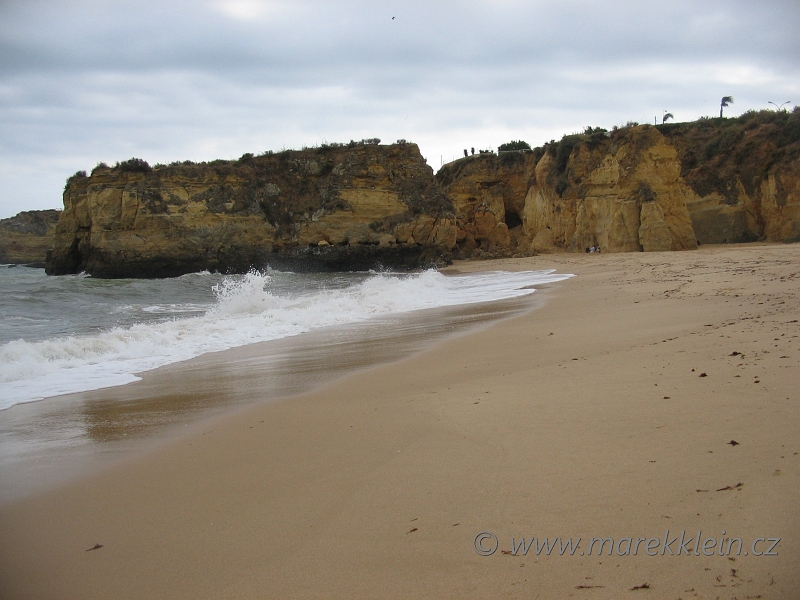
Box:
[63,170,87,191]
[114,158,152,173]
[498,140,531,152]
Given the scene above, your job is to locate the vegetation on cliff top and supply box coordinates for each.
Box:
[64,170,87,192]
[498,140,531,152]
[437,108,799,207]
[66,141,451,239]
[500,109,800,200]
[69,111,800,221]
[85,139,394,177]
[656,107,800,201]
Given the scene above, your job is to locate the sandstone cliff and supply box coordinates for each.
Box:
[0,209,60,267]
[47,143,457,277]
[437,109,800,257]
[659,110,800,245]
[435,151,537,257]
[45,110,800,276]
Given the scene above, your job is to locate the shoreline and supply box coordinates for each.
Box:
[1,243,798,598]
[0,280,557,506]
[0,266,569,411]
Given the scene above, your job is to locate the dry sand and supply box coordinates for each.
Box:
[1,243,798,599]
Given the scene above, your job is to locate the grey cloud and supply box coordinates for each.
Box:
[1,0,798,217]
[3,1,796,73]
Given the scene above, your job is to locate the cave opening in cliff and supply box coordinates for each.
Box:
[505,209,523,230]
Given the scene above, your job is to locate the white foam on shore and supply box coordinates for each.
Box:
[0,269,573,409]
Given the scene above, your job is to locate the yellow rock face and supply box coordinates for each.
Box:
[440,118,800,257]
[760,167,800,241]
[524,127,698,253]
[298,189,407,246]
[48,144,457,277]
[437,152,536,257]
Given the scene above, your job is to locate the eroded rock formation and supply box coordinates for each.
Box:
[47,143,456,277]
[438,112,800,257]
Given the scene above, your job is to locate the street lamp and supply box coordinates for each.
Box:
[768,101,791,112]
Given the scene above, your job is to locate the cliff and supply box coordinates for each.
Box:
[45,110,800,277]
[0,209,61,267]
[658,110,800,245]
[435,151,537,258]
[47,143,457,277]
[437,109,800,257]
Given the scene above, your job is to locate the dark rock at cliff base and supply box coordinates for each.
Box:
[68,244,450,279]
[265,244,452,273]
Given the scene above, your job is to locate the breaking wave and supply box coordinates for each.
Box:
[0,269,572,409]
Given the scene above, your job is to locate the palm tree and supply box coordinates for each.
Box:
[662,112,674,124]
[720,96,733,118]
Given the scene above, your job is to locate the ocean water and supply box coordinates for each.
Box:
[0,265,574,410]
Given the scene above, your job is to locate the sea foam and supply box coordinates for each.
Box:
[0,269,572,409]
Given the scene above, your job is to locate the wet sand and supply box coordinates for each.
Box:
[1,243,798,599]
[0,293,543,505]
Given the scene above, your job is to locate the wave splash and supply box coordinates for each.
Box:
[0,269,572,409]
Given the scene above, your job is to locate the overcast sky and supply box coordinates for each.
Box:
[1,0,798,218]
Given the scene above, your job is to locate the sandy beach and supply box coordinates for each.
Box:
[1,243,798,599]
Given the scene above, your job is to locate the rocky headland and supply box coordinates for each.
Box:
[0,209,61,267]
[46,142,456,277]
[2,109,797,276]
